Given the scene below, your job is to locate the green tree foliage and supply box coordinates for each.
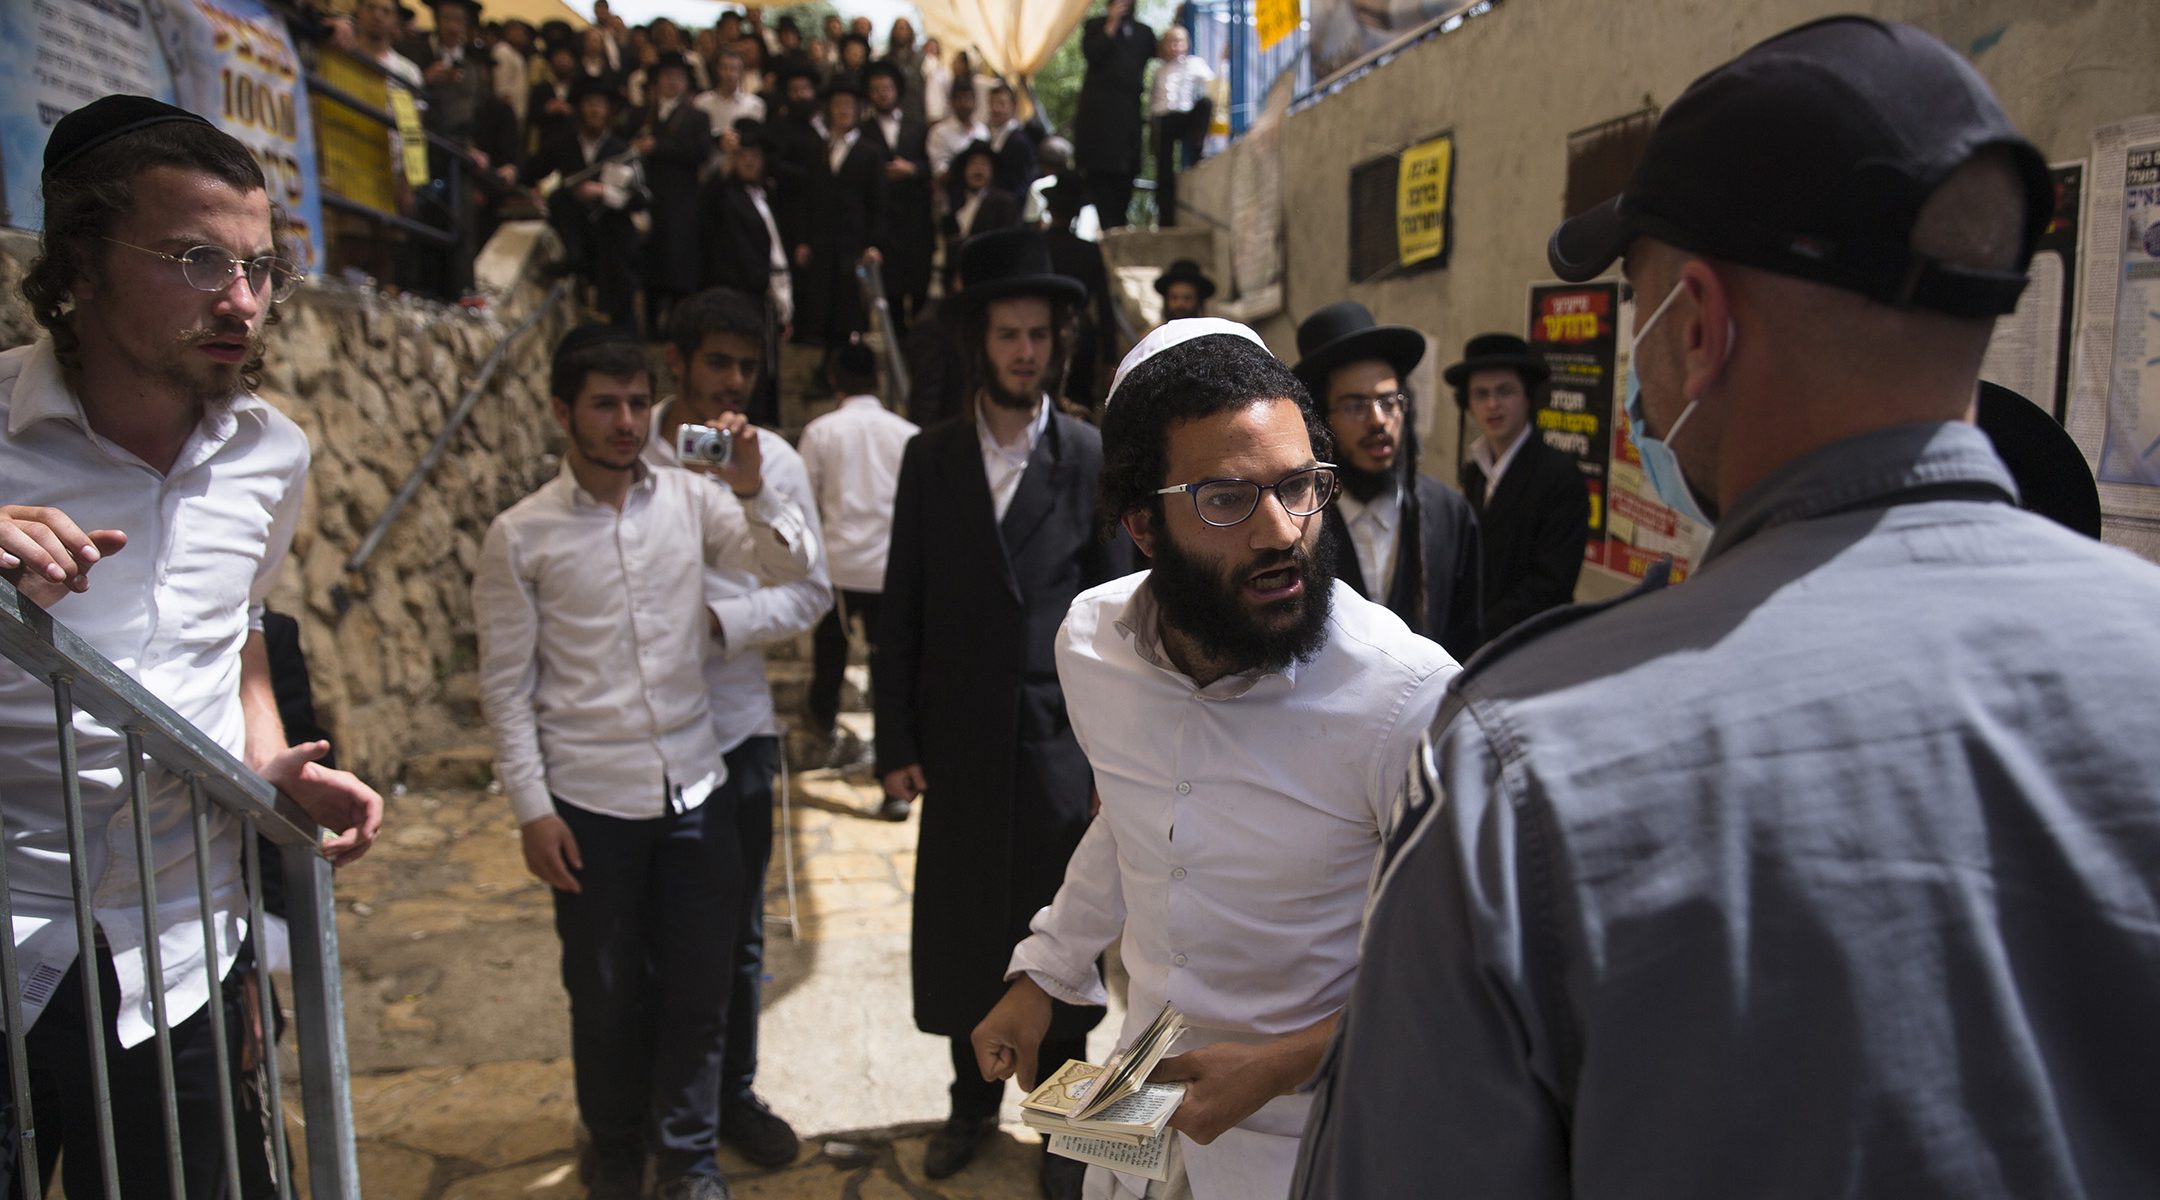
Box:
[762,2,843,39]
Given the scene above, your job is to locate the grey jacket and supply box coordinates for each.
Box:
[1294,422,2160,1199]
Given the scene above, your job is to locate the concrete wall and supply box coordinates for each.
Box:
[1182,0,2160,505]
[0,232,574,784]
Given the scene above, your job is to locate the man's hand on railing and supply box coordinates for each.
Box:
[258,739,384,868]
[520,814,584,893]
[0,504,128,609]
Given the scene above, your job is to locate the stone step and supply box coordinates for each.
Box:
[400,742,497,792]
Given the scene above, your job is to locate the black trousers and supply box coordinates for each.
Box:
[1086,170,1136,230]
[0,946,255,1199]
[948,1033,1088,1120]
[552,791,743,1179]
[719,736,780,1102]
[546,190,640,330]
[1152,101,1213,229]
[808,590,883,734]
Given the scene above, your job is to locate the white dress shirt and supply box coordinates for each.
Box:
[491,41,529,120]
[975,396,1049,522]
[472,462,813,826]
[695,87,765,135]
[743,184,795,325]
[927,116,986,177]
[921,58,953,123]
[1333,483,1400,599]
[0,339,308,1048]
[988,117,1022,152]
[799,395,918,592]
[825,126,859,174]
[1010,572,1456,1199]
[644,409,831,754]
[1150,53,1216,117]
[1468,423,1534,499]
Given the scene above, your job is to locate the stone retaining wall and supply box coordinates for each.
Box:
[0,227,576,783]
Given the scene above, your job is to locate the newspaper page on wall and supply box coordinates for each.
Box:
[2071,115,2160,543]
[1980,163,2082,422]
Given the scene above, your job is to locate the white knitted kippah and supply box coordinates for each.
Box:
[1104,318,1270,405]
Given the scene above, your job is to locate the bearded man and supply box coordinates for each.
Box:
[874,228,1131,1194]
[970,319,1457,1200]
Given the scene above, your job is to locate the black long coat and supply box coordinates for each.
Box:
[1323,473,1484,661]
[876,410,1131,1039]
[1072,15,1156,175]
[639,99,712,295]
[861,111,935,304]
[1462,433,1591,644]
[793,133,888,348]
[697,176,775,297]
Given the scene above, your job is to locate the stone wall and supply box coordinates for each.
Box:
[0,227,576,783]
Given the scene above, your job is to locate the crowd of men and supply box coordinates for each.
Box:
[324,0,1222,381]
[7,11,2160,1200]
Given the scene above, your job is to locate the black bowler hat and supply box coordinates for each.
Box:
[836,32,871,59]
[568,75,619,106]
[771,60,818,91]
[1975,381,2101,539]
[1152,258,1216,301]
[45,95,211,176]
[821,71,866,102]
[650,50,693,78]
[952,138,996,173]
[731,117,776,153]
[953,227,1087,311]
[1292,301,1425,396]
[425,0,481,21]
[1549,16,2051,319]
[863,59,908,98]
[1441,332,1549,401]
[833,340,879,378]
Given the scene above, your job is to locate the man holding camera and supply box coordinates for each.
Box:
[474,325,815,1200]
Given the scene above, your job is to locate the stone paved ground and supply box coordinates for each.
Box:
[317,701,1122,1198]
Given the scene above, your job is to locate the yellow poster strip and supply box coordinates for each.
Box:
[1396,134,1453,267]
[1256,0,1300,52]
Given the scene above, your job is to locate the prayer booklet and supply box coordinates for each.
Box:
[1021,1003,1188,1181]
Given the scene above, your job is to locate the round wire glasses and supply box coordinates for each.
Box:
[104,238,301,303]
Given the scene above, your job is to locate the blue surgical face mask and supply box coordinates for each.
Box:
[1624,280,1715,527]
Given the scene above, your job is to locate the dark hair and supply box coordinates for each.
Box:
[550,333,650,405]
[829,352,879,398]
[23,121,281,387]
[1098,336,1331,543]
[667,286,765,361]
[988,81,1015,101]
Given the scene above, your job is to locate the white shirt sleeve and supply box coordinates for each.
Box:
[246,435,309,633]
[705,441,832,653]
[697,476,817,585]
[1007,811,1127,1007]
[472,519,553,826]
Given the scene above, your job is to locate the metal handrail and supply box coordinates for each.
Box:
[344,279,570,575]
[0,573,360,1196]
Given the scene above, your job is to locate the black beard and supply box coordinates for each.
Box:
[1339,462,1397,503]
[1148,518,1338,677]
[983,371,1038,410]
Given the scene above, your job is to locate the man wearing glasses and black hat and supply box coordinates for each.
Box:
[1293,302,1482,660]
[0,96,383,1195]
[1448,330,1588,642]
[875,228,1131,1190]
[1295,17,2160,1198]
[970,318,1453,1199]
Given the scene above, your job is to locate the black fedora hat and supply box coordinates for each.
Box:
[1152,258,1216,301]
[821,70,867,101]
[424,0,481,19]
[952,138,996,171]
[568,74,619,106]
[1441,332,1549,392]
[1292,301,1425,394]
[953,227,1087,310]
[730,117,776,153]
[650,50,693,78]
[863,58,907,98]
[1975,381,2101,539]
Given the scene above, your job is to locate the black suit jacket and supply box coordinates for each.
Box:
[1463,432,1590,644]
[639,99,712,293]
[861,110,935,299]
[697,177,775,298]
[989,125,1037,197]
[1325,473,1483,661]
[876,409,1131,1038]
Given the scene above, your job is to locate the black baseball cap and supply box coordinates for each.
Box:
[1548,16,2051,318]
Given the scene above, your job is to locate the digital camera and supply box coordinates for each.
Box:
[676,423,734,466]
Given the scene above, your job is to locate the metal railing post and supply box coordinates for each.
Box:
[284,844,361,1197]
[123,729,189,1199]
[50,677,121,1197]
[243,827,297,1200]
[190,775,247,1195]
[0,785,40,1198]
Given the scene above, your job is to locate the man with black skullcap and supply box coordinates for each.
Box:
[1293,302,1482,660]
[0,96,383,1194]
[1294,17,2160,1197]
[970,319,1454,1200]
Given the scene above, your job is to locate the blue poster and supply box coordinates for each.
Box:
[0,0,325,270]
